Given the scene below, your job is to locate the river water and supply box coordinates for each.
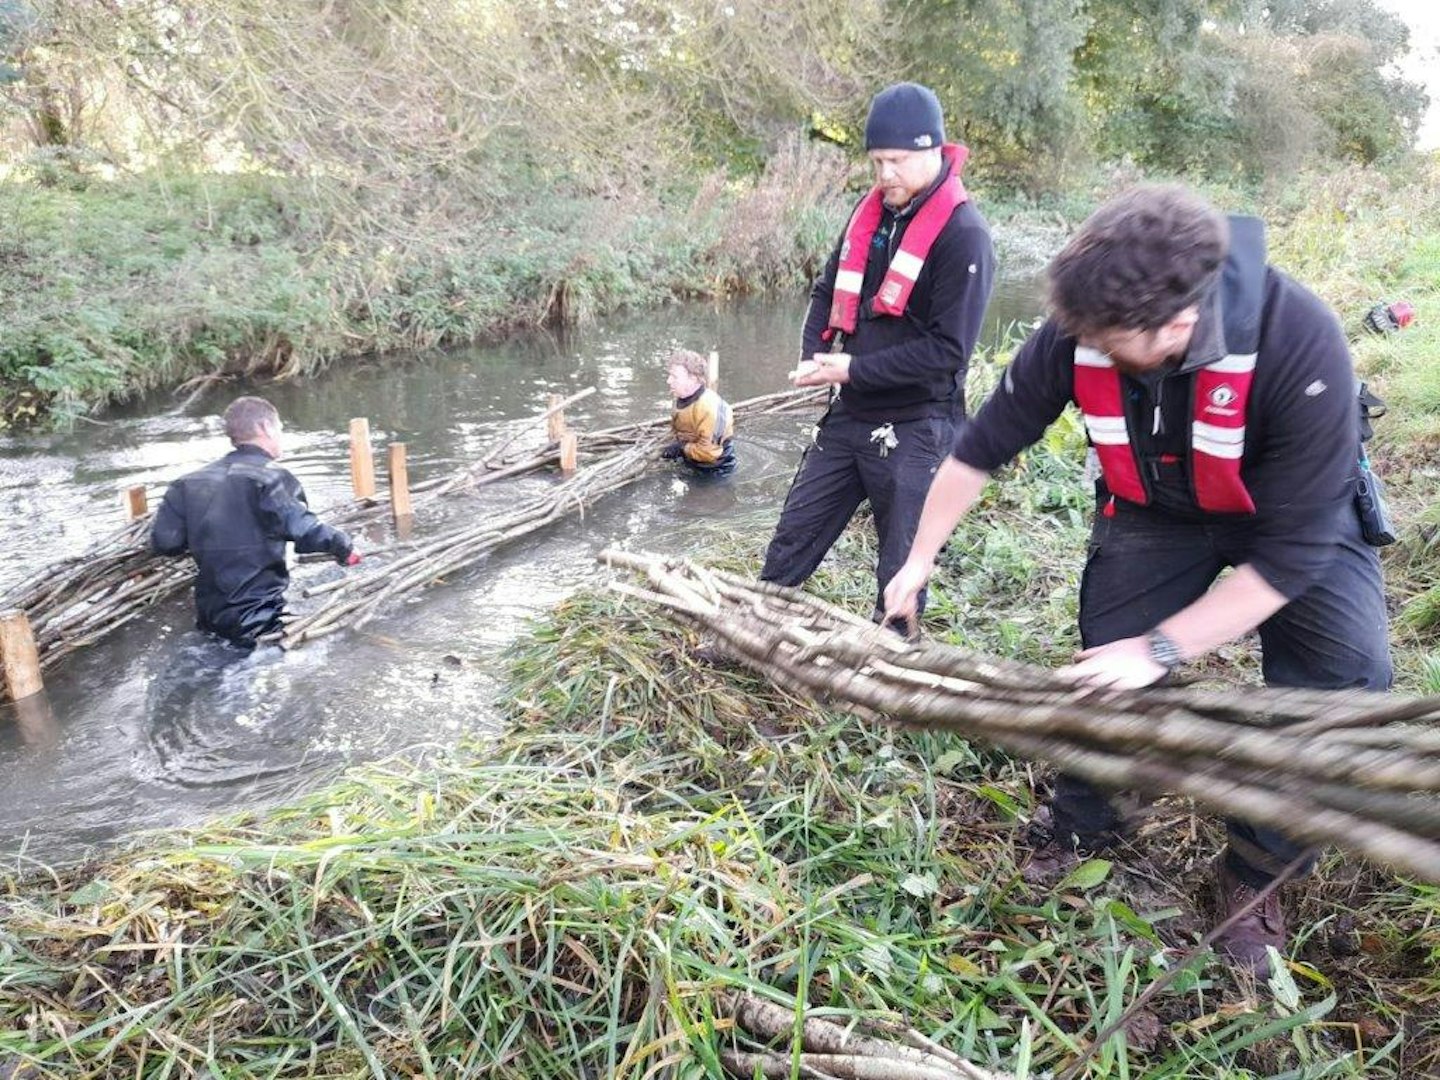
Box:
[0,284,1042,863]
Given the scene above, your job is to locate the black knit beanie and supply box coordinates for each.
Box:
[863,83,945,151]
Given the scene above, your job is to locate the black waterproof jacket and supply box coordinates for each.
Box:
[800,159,995,423]
[952,224,1359,601]
[151,445,352,644]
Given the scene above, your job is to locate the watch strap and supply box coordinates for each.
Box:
[1145,629,1184,670]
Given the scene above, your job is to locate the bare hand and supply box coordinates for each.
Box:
[1056,636,1166,690]
[790,353,851,387]
[883,558,932,625]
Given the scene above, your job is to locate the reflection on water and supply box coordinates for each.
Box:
[668,470,741,518]
[0,284,1043,863]
[1,692,59,752]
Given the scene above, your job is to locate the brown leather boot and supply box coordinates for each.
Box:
[1213,860,1287,976]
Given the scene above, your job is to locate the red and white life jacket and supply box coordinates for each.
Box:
[824,143,970,340]
[1073,346,1258,514]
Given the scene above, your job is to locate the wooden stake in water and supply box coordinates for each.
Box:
[349,418,376,500]
[0,609,43,702]
[8,689,57,748]
[546,393,567,443]
[388,442,413,533]
[559,431,579,475]
[123,485,148,521]
[707,350,720,393]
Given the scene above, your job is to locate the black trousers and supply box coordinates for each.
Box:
[197,595,284,650]
[1052,497,1392,885]
[761,412,951,621]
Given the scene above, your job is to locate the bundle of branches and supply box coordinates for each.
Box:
[0,478,413,674]
[602,549,1440,882]
[271,441,662,648]
[0,517,191,671]
[0,387,826,673]
[583,385,829,451]
[412,385,826,500]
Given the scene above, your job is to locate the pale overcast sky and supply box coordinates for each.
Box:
[1374,0,1440,149]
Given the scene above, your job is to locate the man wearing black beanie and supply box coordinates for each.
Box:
[760,82,995,629]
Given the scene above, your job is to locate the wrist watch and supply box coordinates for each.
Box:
[1145,629,1185,670]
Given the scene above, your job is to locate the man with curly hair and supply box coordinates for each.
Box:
[885,185,1391,975]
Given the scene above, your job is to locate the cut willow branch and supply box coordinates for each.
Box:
[271,442,660,647]
[719,1050,984,1080]
[601,550,1440,882]
[716,993,1003,1080]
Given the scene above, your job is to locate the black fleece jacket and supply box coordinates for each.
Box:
[800,160,996,423]
[151,445,352,644]
[952,267,1360,600]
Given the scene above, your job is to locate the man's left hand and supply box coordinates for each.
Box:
[790,353,851,387]
[1056,636,1167,690]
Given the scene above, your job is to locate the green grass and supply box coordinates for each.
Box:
[4,587,1433,1077]
[0,163,847,428]
[0,175,331,425]
[2,450,1436,1077]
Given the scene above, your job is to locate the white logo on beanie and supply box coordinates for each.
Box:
[913,134,933,148]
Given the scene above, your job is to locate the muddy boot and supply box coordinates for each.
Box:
[1020,788,1147,886]
[1020,806,1115,886]
[1021,834,1081,885]
[1213,859,1287,977]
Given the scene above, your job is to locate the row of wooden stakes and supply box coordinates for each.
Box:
[0,390,596,704]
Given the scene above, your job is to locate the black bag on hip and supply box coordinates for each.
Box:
[1354,381,1396,547]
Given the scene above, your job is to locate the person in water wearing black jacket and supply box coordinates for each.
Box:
[761,82,995,628]
[152,396,359,648]
[885,186,1391,976]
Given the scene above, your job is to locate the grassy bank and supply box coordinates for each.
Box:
[0,150,1193,431]
[12,150,1425,433]
[1259,159,1440,687]
[0,163,1436,1077]
[0,565,1435,1077]
[0,145,847,428]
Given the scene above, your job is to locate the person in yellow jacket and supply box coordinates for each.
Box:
[661,349,736,476]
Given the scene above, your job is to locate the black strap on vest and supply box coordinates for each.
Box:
[1220,215,1266,354]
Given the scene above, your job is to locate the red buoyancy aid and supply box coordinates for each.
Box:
[1074,346,1258,514]
[825,143,970,340]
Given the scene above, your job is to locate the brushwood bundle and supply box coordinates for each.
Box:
[603,549,1440,881]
